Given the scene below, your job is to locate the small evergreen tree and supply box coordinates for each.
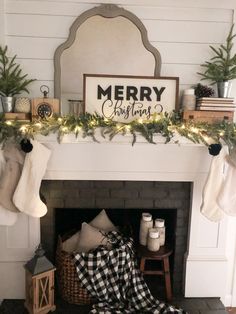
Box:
[0,45,36,96]
[198,24,236,84]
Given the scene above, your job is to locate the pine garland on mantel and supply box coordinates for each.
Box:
[0,111,236,149]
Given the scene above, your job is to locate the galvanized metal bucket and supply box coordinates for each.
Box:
[217,81,232,98]
[0,97,15,112]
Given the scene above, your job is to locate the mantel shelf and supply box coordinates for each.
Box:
[36,130,206,146]
[38,131,212,181]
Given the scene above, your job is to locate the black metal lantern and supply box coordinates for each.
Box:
[24,244,56,314]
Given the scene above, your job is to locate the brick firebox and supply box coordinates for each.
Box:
[40,180,191,295]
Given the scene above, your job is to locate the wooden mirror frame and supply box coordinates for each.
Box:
[54,4,162,104]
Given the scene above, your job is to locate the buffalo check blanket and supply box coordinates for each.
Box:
[74,232,187,313]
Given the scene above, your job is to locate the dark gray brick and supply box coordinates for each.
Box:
[50,189,78,199]
[199,311,227,314]
[95,198,124,208]
[125,199,154,208]
[173,261,184,273]
[65,197,95,208]
[111,189,138,199]
[174,244,186,255]
[140,189,168,199]
[174,298,209,310]
[42,180,64,189]
[172,273,183,283]
[169,189,190,200]
[40,182,50,193]
[177,216,189,227]
[177,208,187,218]
[46,198,64,208]
[154,199,183,208]
[95,189,110,198]
[206,299,225,310]
[63,180,94,188]
[125,181,154,189]
[175,236,187,247]
[41,213,53,226]
[173,284,184,296]
[79,188,109,198]
[176,226,188,236]
[94,181,124,188]
[155,181,183,189]
[41,225,54,239]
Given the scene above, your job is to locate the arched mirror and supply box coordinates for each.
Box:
[54,4,162,115]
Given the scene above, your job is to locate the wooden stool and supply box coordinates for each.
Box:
[137,244,173,301]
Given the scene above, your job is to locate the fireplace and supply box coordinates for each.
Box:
[0,136,234,306]
[40,180,191,295]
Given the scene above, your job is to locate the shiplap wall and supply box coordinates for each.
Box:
[2,0,236,100]
[1,0,236,304]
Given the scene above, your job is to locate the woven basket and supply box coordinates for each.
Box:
[55,235,93,305]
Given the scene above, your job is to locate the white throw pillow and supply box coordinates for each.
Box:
[76,222,109,253]
[89,209,117,232]
[62,231,80,253]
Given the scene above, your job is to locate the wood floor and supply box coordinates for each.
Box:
[227,308,236,314]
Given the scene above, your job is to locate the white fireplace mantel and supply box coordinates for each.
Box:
[0,133,236,306]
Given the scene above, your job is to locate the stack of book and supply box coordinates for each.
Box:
[196,97,236,112]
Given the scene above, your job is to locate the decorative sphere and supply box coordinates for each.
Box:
[208,143,222,156]
[14,97,31,113]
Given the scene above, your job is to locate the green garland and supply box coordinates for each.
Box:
[0,111,236,149]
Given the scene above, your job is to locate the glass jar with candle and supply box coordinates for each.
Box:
[154,218,165,246]
[147,228,160,252]
[68,99,84,116]
[182,89,196,111]
[139,213,153,246]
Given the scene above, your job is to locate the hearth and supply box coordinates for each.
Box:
[40,180,191,295]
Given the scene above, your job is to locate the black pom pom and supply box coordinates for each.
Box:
[20,139,33,153]
[208,143,222,156]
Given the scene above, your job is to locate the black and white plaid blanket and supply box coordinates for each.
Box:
[74,231,187,314]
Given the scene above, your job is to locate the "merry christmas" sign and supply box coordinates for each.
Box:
[84,74,179,122]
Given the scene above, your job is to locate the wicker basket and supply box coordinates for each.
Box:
[55,235,93,305]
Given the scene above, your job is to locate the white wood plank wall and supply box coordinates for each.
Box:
[3,0,236,99]
[0,0,5,45]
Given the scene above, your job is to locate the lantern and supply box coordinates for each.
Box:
[24,244,56,314]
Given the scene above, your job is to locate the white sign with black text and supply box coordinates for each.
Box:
[84,75,179,122]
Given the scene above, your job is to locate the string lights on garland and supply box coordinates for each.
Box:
[0,112,236,152]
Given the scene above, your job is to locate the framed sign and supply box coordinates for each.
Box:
[84,74,179,122]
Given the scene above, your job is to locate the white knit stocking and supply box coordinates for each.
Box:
[13,140,51,218]
[217,161,236,216]
[0,143,25,212]
[0,148,18,225]
[200,146,228,222]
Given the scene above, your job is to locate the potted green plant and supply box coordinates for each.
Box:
[0,45,36,112]
[197,24,236,98]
